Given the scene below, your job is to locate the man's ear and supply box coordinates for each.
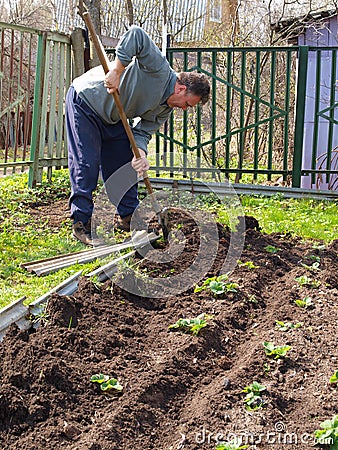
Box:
[175,82,187,94]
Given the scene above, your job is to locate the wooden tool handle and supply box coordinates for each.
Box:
[82,11,153,195]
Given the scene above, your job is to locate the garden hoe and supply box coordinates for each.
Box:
[78,3,169,241]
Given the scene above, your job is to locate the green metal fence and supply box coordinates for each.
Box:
[0,22,71,187]
[150,45,338,190]
[151,46,298,186]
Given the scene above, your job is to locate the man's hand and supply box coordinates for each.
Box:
[131,149,150,177]
[104,58,125,94]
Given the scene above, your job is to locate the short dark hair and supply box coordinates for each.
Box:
[177,72,210,105]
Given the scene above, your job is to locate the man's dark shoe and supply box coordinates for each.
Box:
[113,214,132,232]
[72,220,93,246]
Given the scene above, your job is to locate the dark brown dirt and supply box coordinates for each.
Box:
[1,201,338,450]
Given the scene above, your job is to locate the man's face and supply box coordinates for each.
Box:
[167,83,201,110]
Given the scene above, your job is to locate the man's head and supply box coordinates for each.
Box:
[167,72,210,110]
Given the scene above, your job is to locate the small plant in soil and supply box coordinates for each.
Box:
[247,294,258,304]
[237,260,259,270]
[275,320,303,331]
[314,414,338,448]
[312,242,326,251]
[263,362,271,374]
[301,261,320,272]
[194,274,238,295]
[294,296,313,309]
[263,341,291,359]
[308,254,321,263]
[295,275,321,288]
[242,381,266,411]
[329,371,338,385]
[29,303,49,326]
[216,438,249,450]
[264,245,280,253]
[168,313,212,336]
[90,374,123,394]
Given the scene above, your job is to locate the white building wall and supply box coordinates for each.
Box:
[299,16,338,190]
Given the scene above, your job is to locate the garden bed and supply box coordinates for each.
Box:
[0,200,338,450]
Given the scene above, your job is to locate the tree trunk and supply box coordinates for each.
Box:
[125,0,134,26]
[85,0,101,67]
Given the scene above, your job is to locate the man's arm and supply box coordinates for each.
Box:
[104,58,125,95]
[104,26,166,94]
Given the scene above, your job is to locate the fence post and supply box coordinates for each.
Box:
[292,45,308,188]
[28,31,47,188]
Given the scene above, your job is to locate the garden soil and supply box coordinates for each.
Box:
[1,200,338,450]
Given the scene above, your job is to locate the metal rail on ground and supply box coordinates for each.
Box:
[0,232,158,341]
[148,178,338,201]
[21,237,147,276]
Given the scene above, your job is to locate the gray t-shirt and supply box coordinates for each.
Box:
[72,25,177,152]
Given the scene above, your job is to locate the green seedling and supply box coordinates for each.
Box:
[168,313,212,336]
[301,261,320,272]
[295,275,321,288]
[263,341,291,359]
[312,243,326,251]
[216,438,249,450]
[314,414,338,448]
[308,254,321,263]
[263,362,271,374]
[275,320,303,331]
[247,294,258,304]
[87,275,103,292]
[294,296,313,309]
[237,260,259,270]
[90,374,123,394]
[329,371,338,385]
[194,274,238,295]
[242,381,266,411]
[264,245,280,254]
[29,303,49,326]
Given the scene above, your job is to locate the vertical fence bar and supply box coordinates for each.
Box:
[182,51,188,177]
[160,36,171,175]
[0,29,3,117]
[292,46,309,188]
[28,31,46,188]
[0,29,5,172]
[47,39,58,179]
[155,132,160,176]
[283,50,292,181]
[237,50,246,182]
[211,51,217,170]
[225,51,232,177]
[55,42,66,169]
[38,33,52,182]
[168,50,174,177]
[253,50,260,180]
[311,49,321,185]
[326,48,337,183]
[267,50,276,181]
[22,33,32,165]
[12,30,24,173]
[4,29,15,174]
[63,41,72,162]
[196,50,202,177]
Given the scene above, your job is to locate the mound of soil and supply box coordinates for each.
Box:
[1,204,338,450]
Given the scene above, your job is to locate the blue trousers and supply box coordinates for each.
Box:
[65,85,138,224]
